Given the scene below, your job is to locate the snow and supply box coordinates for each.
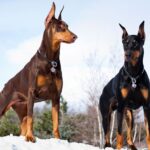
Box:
[0,135,148,150]
[0,135,100,150]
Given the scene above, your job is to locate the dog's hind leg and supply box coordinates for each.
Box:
[125,108,137,150]
[0,92,20,117]
[0,93,10,116]
[143,107,150,150]
[12,101,27,136]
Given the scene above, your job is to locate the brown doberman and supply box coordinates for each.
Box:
[0,2,77,142]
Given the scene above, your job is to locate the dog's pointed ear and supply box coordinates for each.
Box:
[138,21,145,41]
[45,2,56,28]
[119,23,128,41]
[58,6,64,20]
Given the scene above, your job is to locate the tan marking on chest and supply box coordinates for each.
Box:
[141,88,149,100]
[121,88,129,98]
[37,75,50,87]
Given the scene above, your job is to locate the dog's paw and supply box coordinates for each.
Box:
[128,144,137,150]
[53,131,60,139]
[104,143,111,148]
[25,133,36,143]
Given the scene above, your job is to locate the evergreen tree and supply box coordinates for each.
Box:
[34,106,53,139]
[0,109,19,136]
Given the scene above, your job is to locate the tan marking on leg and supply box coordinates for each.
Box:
[121,88,128,98]
[116,133,123,149]
[25,116,35,142]
[141,88,149,101]
[20,116,27,136]
[145,116,150,149]
[55,78,62,93]
[105,132,110,145]
[126,110,134,146]
[52,100,60,138]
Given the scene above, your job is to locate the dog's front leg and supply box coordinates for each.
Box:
[52,98,60,138]
[144,107,150,150]
[25,87,35,142]
[116,107,124,149]
[125,108,137,150]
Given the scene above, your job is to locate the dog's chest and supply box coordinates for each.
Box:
[37,74,52,87]
[125,89,145,109]
[128,88,144,100]
[35,71,62,100]
[120,84,149,109]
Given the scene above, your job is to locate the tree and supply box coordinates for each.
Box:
[83,47,123,147]
[34,106,53,139]
[0,109,19,136]
[34,95,74,140]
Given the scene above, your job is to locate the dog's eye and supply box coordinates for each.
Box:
[132,40,137,45]
[123,39,129,45]
[57,25,66,32]
[132,40,139,48]
[65,24,68,28]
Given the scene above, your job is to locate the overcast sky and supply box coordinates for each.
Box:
[0,0,150,111]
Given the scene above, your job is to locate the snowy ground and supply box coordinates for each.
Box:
[0,135,148,150]
[0,135,99,150]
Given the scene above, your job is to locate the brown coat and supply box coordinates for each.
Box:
[0,2,77,142]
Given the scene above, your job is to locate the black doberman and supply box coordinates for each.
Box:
[99,21,150,150]
[0,2,77,142]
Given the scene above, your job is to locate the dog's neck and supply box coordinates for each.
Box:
[39,29,60,61]
[124,50,144,77]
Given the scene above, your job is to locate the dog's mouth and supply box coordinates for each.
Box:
[125,53,131,62]
[61,37,77,44]
[61,34,77,44]
[125,54,139,62]
[125,50,141,63]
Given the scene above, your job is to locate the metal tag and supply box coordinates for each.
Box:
[132,82,137,88]
[50,67,56,73]
[50,61,57,73]
[131,78,137,89]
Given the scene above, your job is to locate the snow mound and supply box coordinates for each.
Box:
[0,135,146,150]
[0,135,100,150]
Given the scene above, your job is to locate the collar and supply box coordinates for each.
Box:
[123,66,145,89]
[37,49,59,73]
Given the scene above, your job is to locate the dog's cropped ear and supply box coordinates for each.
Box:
[119,23,128,41]
[138,21,145,42]
[58,6,64,20]
[45,2,56,28]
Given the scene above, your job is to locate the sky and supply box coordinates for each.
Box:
[0,0,150,111]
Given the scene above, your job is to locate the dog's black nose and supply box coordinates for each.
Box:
[73,34,78,41]
[125,51,131,57]
[126,53,131,57]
